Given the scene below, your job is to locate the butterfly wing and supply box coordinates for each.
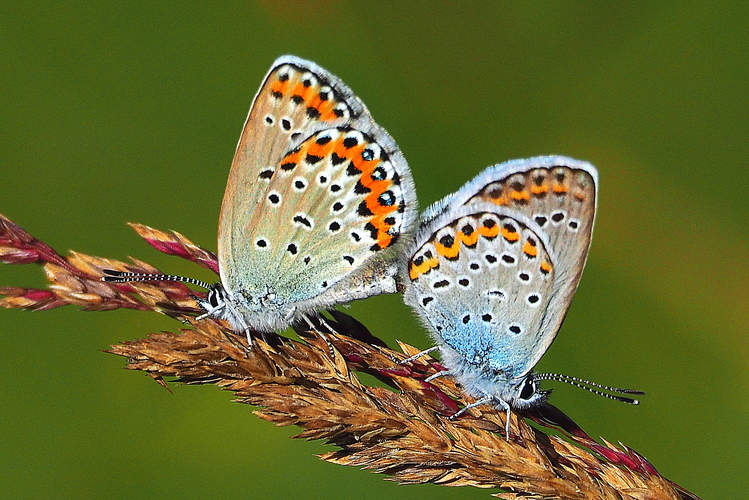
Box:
[420,157,597,371]
[218,56,417,328]
[404,203,558,380]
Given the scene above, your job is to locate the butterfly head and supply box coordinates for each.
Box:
[201,282,299,334]
[194,283,243,327]
[508,373,552,410]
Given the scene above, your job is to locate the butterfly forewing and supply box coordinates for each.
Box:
[405,204,558,378]
[470,160,596,278]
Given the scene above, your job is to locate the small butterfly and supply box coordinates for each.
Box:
[402,157,641,435]
[105,55,418,340]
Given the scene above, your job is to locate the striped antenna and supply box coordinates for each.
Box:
[101,269,213,291]
[534,373,644,405]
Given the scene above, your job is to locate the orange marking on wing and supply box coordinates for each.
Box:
[501,227,520,242]
[435,239,460,259]
[375,232,393,249]
[574,190,586,201]
[349,144,375,174]
[369,202,399,248]
[356,155,383,188]
[531,184,548,195]
[371,203,397,222]
[344,143,367,172]
[365,192,397,216]
[540,260,552,274]
[409,257,439,280]
[510,189,531,202]
[479,223,500,238]
[333,137,354,163]
[307,93,321,108]
[306,138,335,159]
[457,230,479,247]
[307,95,337,122]
[523,239,538,257]
[281,148,303,168]
[320,105,342,121]
[313,91,340,122]
[482,187,510,206]
[290,82,314,104]
[552,183,568,194]
[270,78,289,97]
[362,178,388,196]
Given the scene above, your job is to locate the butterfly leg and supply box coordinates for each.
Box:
[424,369,450,382]
[194,310,210,321]
[283,306,297,322]
[399,345,441,364]
[449,395,513,440]
[225,313,252,347]
[499,399,512,440]
[449,395,493,419]
[301,314,336,358]
[243,329,254,348]
[484,398,513,440]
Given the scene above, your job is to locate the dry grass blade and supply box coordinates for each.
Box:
[0,213,701,500]
[0,214,201,315]
[127,223,219,274]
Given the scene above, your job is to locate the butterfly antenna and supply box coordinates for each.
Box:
[534,373,644,405]
[101,269,213,291]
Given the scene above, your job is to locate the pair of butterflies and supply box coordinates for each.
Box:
[105,55,630,426]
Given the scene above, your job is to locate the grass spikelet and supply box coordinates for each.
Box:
[0,213,700,500]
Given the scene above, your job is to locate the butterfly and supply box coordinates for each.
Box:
[402,156,640,435]
[105,55,418,340]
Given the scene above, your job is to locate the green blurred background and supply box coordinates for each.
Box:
[2,2,747,498]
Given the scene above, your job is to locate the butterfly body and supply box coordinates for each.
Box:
[403,157,597,413]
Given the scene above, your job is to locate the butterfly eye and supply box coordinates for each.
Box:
[208,289,221,308]
[519,377,537,400]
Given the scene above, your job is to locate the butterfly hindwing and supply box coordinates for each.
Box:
[405,203,558,378]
